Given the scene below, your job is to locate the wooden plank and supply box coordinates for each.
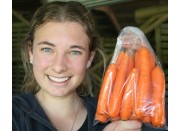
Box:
[12,22,29,27]
[143,13,168,34]
[135,5,167,20]
[104,50,113,54]
[12,9,30,26]
[162,57,168,64]
[160,23,168,28]
[102,37,116,42]
[12,57,23,61]
[160,28,168,35]
[104,43,115,48]
[161,49,168,65]
[155,27,162,62]
[161,35,168,41]
[161,42,168,48]
[95,6,121,32]
[162,49,168,55]
[139,14,161,30]
[13,33,26,38]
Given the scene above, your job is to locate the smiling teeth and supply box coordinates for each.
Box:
[48,76,69,83]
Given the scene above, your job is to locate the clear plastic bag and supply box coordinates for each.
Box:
[95,26,167,129]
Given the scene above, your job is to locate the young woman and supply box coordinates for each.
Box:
[12,1,166,131]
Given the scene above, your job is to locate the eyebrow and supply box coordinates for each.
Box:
[70,45,86,51]
[37,41,55,47]
[36,41,87,51]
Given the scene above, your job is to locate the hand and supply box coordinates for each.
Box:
[103,120,142,131]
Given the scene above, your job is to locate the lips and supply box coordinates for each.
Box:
[48,75,70,83]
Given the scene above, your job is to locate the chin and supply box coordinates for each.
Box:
[49,88,75,97]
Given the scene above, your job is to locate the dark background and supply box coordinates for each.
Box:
[12,0,168,103]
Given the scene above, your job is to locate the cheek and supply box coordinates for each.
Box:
[70,59,87,74]
[33,54,52,71]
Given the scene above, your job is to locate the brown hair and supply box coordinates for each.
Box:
[21,1,105,96]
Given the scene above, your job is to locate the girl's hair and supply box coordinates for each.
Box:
[21,1,105,96]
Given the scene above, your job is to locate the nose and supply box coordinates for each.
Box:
[51,53,68,73]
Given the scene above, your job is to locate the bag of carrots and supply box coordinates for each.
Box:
[95,26,167,129]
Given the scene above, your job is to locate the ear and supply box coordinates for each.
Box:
[86,51,95,69]
[28,41,33,64]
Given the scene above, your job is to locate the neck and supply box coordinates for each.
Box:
[35,90,87,131]
[35,90,81,118]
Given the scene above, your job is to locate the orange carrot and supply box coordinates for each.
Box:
[129,114,136,120]
[149,52,156,70]
[142,114,151,123]
[140,51,155,123]
[142,67,154,124]
[120,68,138,120]
[135,50,140,69]
[108,51,129,119]
[96,63,117,122]
[135,47,151,119]
[127,53,135,75]
[151,66,166,127]
[116,51,124,67]
[141,83,153,123]
[95,114,108,123]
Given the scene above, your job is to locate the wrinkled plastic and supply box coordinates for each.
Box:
[95,26,167,130]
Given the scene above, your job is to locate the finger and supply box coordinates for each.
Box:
[103,120,142,131]
[120,120,142,130]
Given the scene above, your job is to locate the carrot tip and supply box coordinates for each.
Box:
[95,114,108,123]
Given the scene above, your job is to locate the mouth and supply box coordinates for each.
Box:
[48,75,70,83]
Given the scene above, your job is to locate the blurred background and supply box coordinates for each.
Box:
[12,0,168,103]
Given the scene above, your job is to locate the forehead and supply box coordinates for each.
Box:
[34,21,90,48]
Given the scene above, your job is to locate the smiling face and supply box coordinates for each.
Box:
[29,22,95,97]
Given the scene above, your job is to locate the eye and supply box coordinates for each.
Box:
[70,51,82,55]
[42,48,53,53]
